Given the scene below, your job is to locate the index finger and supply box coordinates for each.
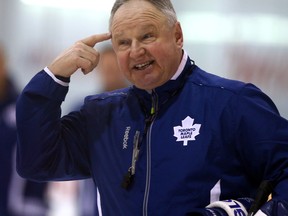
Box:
[81,33,112,47]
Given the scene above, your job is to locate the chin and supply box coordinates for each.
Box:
[134,82,158,90]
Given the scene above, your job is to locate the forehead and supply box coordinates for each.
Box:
[111,1,167,35]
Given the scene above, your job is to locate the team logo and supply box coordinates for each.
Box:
[173,116,201,146]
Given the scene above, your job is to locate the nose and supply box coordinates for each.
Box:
[129,40,145,59]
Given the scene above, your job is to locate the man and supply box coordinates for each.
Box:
[16,0,288,215]
[0,44,48,216]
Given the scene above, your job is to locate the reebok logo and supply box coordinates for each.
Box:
[123,126,131,149]
[173,116,201,146]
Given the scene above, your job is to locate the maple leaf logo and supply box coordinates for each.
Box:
[173,116,201,146]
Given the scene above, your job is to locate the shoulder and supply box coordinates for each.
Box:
[84,87,132,105]
[188,66,249,94]
[80,87,138,118]
[187,65,278,112]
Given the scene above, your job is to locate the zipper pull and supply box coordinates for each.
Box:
[150,90,157,115]
[150,107,155,115]
[121,168,134,190]
[121,131,140,190]
[131,131,140,176]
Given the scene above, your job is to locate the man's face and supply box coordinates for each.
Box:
[111,1,183,90]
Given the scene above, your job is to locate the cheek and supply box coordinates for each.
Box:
[116,53,128,69]
[147,42,168,61]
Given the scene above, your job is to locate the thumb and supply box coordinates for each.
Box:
[81,33,112,47]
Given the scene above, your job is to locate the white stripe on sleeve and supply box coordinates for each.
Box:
[44,67,69,87]
[97,187,103,216]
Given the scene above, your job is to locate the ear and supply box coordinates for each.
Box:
[174,22,183,48]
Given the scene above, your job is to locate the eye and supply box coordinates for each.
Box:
[115,39,131,51]
[118,40,130,46]
[143,33,153,40]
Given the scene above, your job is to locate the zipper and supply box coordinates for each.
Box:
[143,90,158,216]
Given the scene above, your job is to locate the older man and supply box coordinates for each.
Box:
[16,0,288,215]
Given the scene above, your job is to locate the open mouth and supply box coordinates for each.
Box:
[133,60,155,70]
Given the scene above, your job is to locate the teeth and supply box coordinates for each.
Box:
[135,61,152,69]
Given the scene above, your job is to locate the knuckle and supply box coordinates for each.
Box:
[82,60,93,70]
[73,47,82,55]
[74,41,83,47]
[73,43,84,53]
[92,54,99,63]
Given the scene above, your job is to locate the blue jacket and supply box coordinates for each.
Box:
[16,56,288,215]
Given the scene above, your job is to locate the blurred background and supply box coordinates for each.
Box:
[1,0,288,116]
[0,0,287,215]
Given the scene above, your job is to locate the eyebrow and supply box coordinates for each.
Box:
[141,24,157,32]
[112,32,124,40]
[112,24,157,40]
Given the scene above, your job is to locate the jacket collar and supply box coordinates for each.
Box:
[131,52,195,116]
[171,50,188,80]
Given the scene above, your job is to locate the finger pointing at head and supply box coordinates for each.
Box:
[47,33,112,78]
[81,33,112,47]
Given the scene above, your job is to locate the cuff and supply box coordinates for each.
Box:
[44,67,70,87]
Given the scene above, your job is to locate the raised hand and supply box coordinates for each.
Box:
[48,33,112,77]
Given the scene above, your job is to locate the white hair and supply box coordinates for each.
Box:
[109,0,178,30]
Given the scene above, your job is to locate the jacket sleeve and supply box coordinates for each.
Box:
[230,83,288,201]
[16,70,91,181]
